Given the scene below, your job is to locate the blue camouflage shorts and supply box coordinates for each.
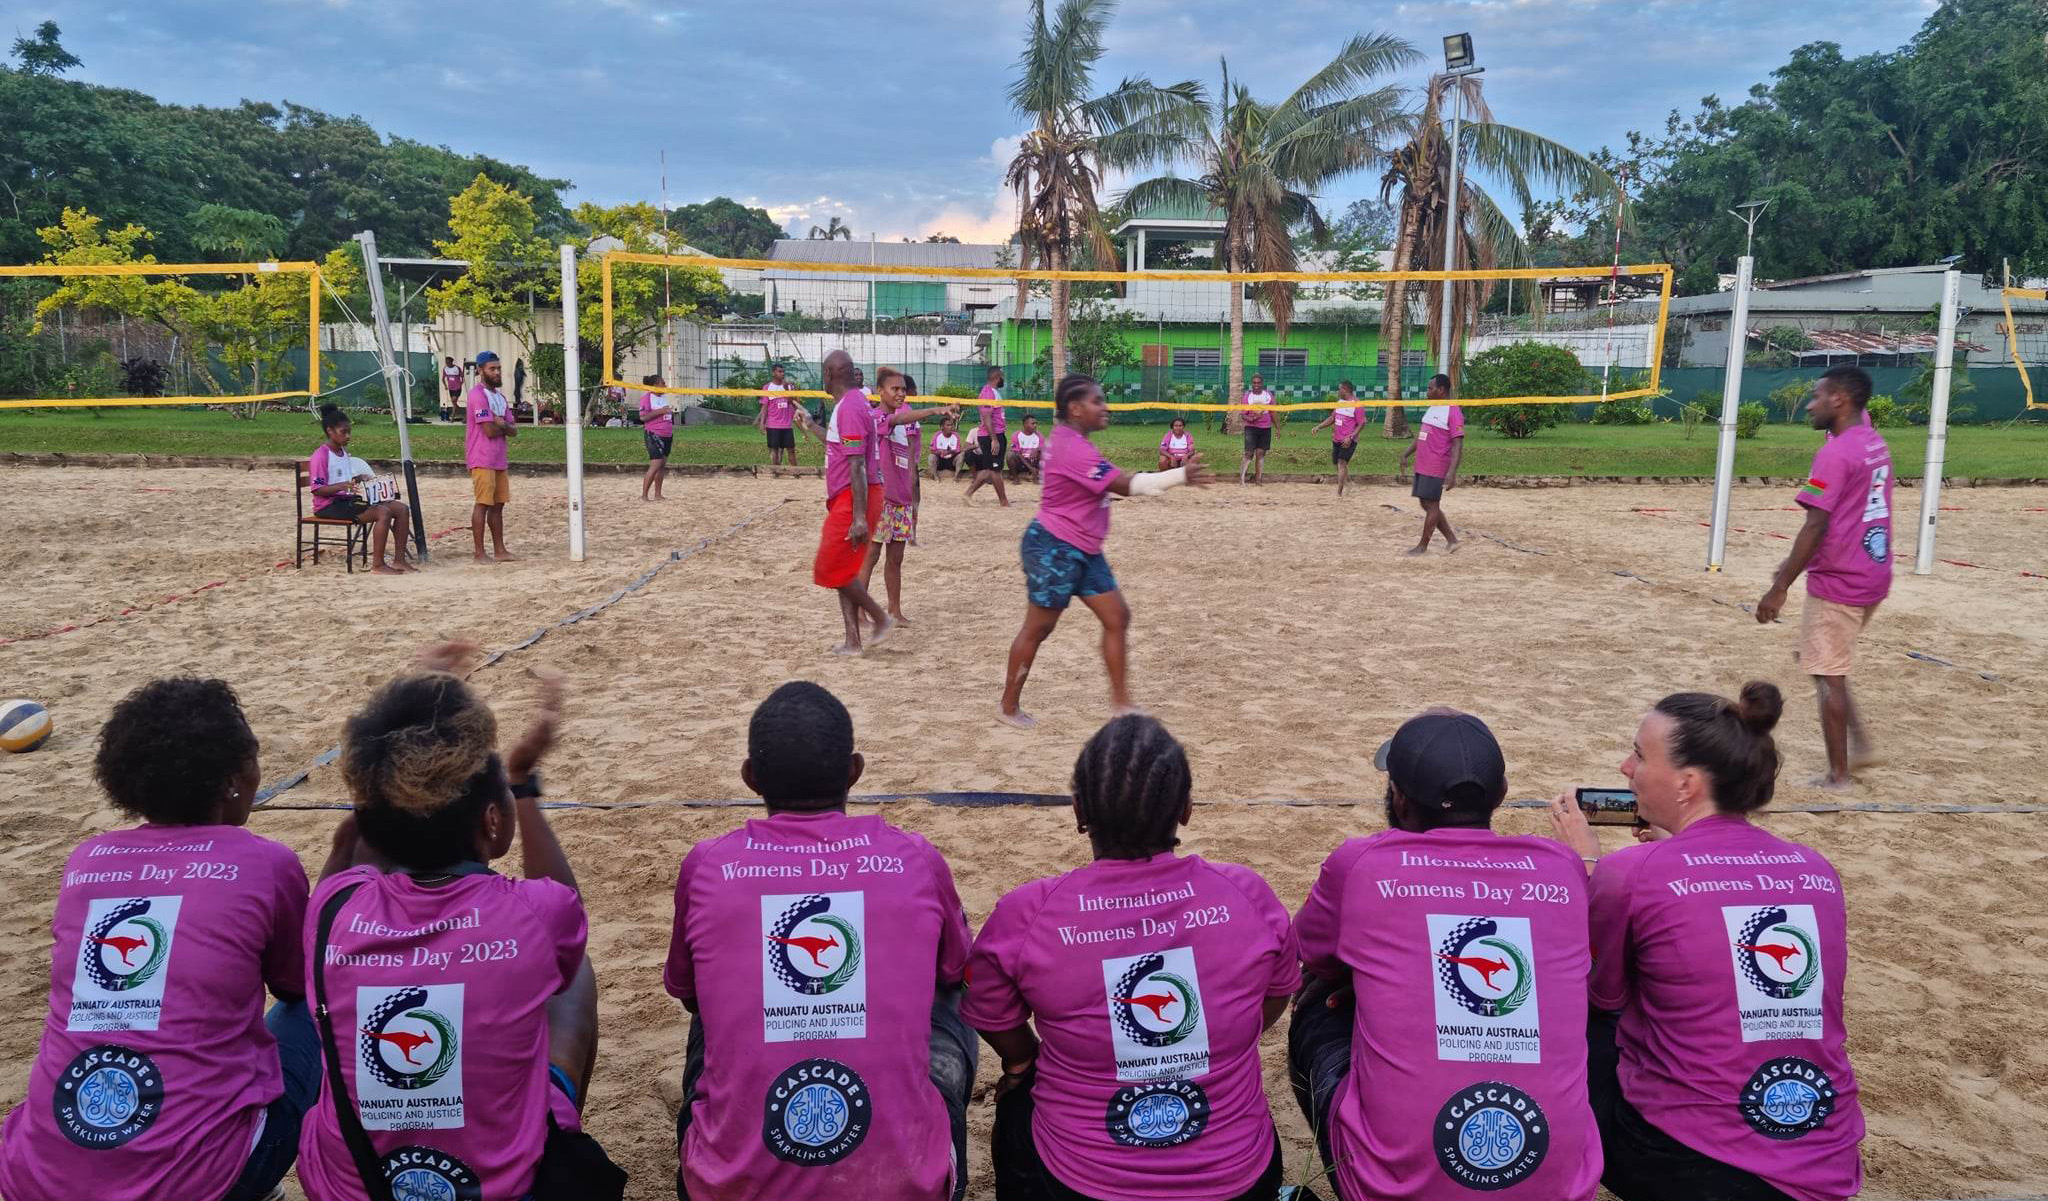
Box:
[1021,519,1117,611]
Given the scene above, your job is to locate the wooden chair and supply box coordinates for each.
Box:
[294,462,369,572]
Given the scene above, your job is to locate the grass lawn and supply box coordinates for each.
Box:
[1,407,2043,478]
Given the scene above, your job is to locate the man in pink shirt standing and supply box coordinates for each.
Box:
[666,682,976,1201]
[1309,379,1367,496]
[1291,708,1601,1201]
[758,363,800,466]
[978,365,1010,465]
[1754,365,1892,790]
[464,350,518,563]
[1399,373,1464,555]
[1236,373,1275,485]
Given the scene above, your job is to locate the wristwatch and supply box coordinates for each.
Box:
[509,772,543,799]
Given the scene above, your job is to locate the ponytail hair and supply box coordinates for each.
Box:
[319,403,349,433]
[1654,681,1784,814]
[1054,373,1100,420]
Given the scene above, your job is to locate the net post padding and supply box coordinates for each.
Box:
[597,251,1672,410]
[0,260,323,409]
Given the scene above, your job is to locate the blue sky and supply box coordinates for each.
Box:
[13,0,1936,241]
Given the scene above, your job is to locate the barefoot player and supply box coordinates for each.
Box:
[1398,373,1463,554]
[1755,365,1892,790]
[998,374,1212,729]
[813,350,894,655]
[860,369,957,626]
[1309,379,1366,496]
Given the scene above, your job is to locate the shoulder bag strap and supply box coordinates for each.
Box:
[313,882,395,1201]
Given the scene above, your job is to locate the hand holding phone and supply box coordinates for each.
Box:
[1576,787,1643,827]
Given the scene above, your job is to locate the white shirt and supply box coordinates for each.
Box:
[1015,432,1042,453]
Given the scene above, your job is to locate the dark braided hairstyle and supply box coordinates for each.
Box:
[1054,373,1100,421]
[1071,715,1193,859]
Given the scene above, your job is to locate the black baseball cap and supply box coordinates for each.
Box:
[1375,710,1508,813]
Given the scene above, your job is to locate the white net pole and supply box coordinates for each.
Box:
[1912,268,1962,575]
[561,243,586,563]
[1706,254,1754,571]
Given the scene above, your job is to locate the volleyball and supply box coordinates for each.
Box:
[0,700,51,754]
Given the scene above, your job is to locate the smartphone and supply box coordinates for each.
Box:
[1576,787,1642,827]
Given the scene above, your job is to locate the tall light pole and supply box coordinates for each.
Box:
[1436,33,1483,379]
[1707,199,1769,571]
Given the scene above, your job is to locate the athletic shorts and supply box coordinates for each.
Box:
[470,468,510,505]
[934,453,958,472]
[1021,519,1117,611]
[979,432,1008,464]
[644,431,673,460]
[318,497,371,522]
[872,501,915,545]
[1411,472,1444,502]
[815,487,885,589]
[1798,596,1877,677]
[1243,425,1273,452]
[1331,439,1356,464]
[765,427,795,450]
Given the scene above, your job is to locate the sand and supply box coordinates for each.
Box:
[1,464,2044,1199]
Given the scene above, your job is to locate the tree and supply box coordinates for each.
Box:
[1123,36,1417,404]
[808,217,853,241]
[1460,341,1590,438]
[671,197,784,258]
[189,204,287,260]
[1376,75,1615,434]
[10,21,80,77]
[570,200,726,367]
[924,232,963,243]
[1005,0,1204,380]
[1029,292,1138,386]
[427,176,554,361]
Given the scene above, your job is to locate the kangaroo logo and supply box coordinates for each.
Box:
[1733,907,1821,1000]
[81,898,172,993]
[1110,953,1202,1047]
[1436,917,1534,1018]
[766,894,863,996]
[360,987,460,1091]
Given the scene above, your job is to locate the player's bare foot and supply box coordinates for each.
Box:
[474,553,494,564]
[1404,546,1428,557]
[373,563,404,575]
[1850,744,1881,770]
[867,616,898,650]
[1802,773,1853,793]
[996,709,1039,730]
[830,642,861,657]
[889,612,913,626]
[1445,540,1462,553]
[494,549,518,562]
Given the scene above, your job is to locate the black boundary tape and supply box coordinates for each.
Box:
[253,499,793,806]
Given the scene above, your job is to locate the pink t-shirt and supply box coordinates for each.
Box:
[1332,403,1364,442]
[0,825,308,1201]
[441,365,463,392]
[308,443,359,513]
[1014,430,1043,459]
[979,385,1008,435]
[640,391,676,438]
[296,867,587,1201]
[1035,424,1122,555]
[824,390,883,502]
[1414,405,1465,478]
[465,384,510,471]
[1294,828,1601,1201]
[1797,423,1893,607]
[1160,431,1193,458]
[664,810,971,1201]
[881,414,919,506]
[1589,816,1862,1201]
[760,383,796,429]
[963,853,1297,1201]
[1240,390,1275,429]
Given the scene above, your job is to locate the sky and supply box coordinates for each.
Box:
[11,0,1938,243]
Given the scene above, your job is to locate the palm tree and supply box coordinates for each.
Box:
[1375,75,1616,434]
[1119,35,1419,410]
[1006,0,1205,380]
[807,217,853,241]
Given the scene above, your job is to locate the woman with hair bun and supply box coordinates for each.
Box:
[308,403,413,573]
[297,650,619,1201]
[1548,682,1865,1201]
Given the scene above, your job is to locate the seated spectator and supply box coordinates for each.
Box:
[1291,708,1600,1201]
[310,404,414,574]
[298,656,620,1201]
[0,678,316,1201]
[930,418,964,481]
[1007,416,1045,482]
[1158,419,1194,470]
[1546,683,1864,1201]
[666,682,975,1201]
[965,715,1295,1201]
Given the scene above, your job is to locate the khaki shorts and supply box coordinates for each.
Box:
[470,468,511,506]
[1798,596,1877,677]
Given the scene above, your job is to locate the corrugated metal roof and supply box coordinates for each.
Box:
[1748,327,1990,357]
[764,240,1004,270]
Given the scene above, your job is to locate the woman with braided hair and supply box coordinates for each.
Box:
[1547,682,1865,1201]
[963,715,1296,1201]
[0,678,316,1201]
[297,645,619,1201]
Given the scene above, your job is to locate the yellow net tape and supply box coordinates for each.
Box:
[2004,285,2045,410]
[0,261,321,409]
[599,253,1673,410]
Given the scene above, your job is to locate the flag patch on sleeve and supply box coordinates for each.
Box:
[1799,477,1827,498]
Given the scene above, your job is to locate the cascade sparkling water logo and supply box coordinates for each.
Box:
[765,894,864,996]
[1434,916,1534,1018]
[51,1044,163,1149]
[1432,1082,1550,1190]
[360,987,461,1091]
[1110,953,1202,1047]
[1105,1078,1210,1148]
[80,898,172,992]
[761,1058,872,1165]
[1740,1056,1837,1140]
[1731,907,1821,1001]
[380,1146,483,1201]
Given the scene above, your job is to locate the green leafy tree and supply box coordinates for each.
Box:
[427,176,554,359]
[1460,341,1589,438]
[9,21,80,77]
[571,200,727,362]
[1029,294,1138,388]
[190,204,287,260]
[671,197,785,258]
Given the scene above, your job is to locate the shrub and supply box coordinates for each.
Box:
[1735,402,1768,438]
[120,356,167,397]
[1591,396,1654,425]
[1461,341,1588,439]
[1867,395,1900,427]
[1678,390,1716,439]
[1768,379,1810,424]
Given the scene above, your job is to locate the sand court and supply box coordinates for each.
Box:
[2,465,2042,1199]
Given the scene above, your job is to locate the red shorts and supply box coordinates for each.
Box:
[814,487,884,588]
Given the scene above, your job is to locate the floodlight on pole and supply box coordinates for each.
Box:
[1443,33,1475,70]
[1435,36,1482,381]
[1729,200,1769,259]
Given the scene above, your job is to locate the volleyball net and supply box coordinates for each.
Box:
[599,251,1673,419]
[2000,282,2047,410]
[0,260,323,409]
